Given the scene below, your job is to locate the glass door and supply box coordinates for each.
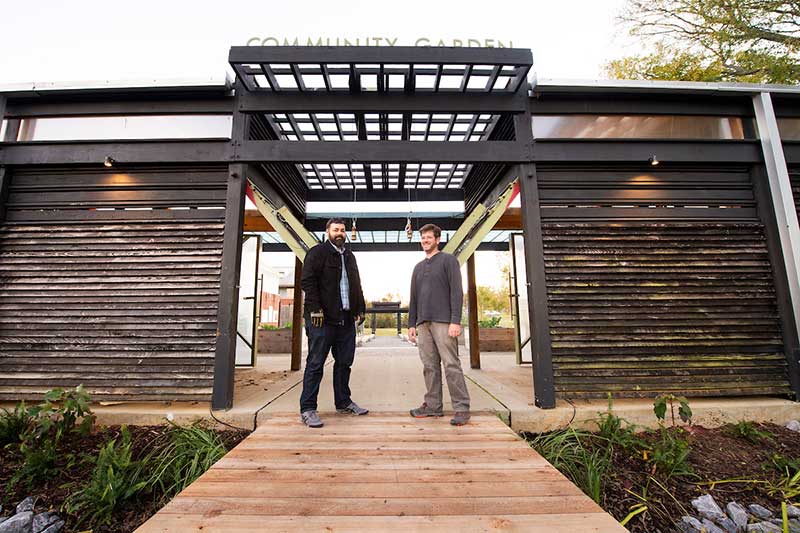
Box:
[510,233,532,364]
[235,234,261,367]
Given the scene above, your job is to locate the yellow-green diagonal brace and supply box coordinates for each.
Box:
[451,180,517,266]
[248,180,318,262]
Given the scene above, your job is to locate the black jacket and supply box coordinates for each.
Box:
[301,240,366,323]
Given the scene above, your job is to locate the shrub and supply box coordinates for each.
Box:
[0,401,32,447]
[64,426,147,527]
[477,316,502,328]
[727,420,774,444]
[647,427,694,480]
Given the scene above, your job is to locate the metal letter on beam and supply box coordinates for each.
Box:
[753,91,800,398]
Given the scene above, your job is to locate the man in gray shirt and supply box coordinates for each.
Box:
[408,223,471,426]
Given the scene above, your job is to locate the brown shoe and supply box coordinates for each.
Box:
[450,412,471,426]
[410,403,444,418]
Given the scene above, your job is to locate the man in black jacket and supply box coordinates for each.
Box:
[298,218,369,428]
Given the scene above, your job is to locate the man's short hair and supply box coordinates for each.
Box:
[419,223,442,239]
[326,217,346,229]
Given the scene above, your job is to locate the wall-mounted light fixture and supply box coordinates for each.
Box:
[648,155,660,166]
[104,156,115,168]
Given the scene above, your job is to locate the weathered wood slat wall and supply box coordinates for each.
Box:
[538,167,792,398]
[0,166,227,401]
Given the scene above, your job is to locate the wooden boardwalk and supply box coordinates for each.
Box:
[137,413,626,532]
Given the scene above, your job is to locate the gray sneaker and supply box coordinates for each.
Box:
[410,402,444,418]
[337,401,369,415]
[450,411,471,426]
[300,409,324,428]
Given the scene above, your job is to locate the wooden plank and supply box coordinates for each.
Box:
[138,413,624,532]
[137,513,625,533]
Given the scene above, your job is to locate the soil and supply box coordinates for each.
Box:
[533,423,800,533]
[0,424,250,533]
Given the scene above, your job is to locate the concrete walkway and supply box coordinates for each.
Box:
[73,335,800,433]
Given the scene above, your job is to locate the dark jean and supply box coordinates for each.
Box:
[299,314,356,413]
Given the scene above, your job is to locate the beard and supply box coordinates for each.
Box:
[331,235,345,246]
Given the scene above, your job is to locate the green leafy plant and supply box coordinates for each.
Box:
[28,385,95,441]
[594,394,642,451]
[11,437,60,488]
[477,316,502,328]
[143,422,228,501]
[727,420,774,444]
[9,385,95,489]
[0,400,32,447]
[64,426,148,527]
[653,394,692,427]
[646,428,695,480]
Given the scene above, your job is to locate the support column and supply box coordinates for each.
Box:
[212,164,248,410]
[753,92,800,398]
[518,163,556,409]
[291,256,303,371]
[467,254,481,369]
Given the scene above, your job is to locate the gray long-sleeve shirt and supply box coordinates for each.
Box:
[408,251,463,327]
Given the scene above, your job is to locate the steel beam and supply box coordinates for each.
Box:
[0,140,230,165]
[262,241,510,252]
[533,139,762,164]
[518,163,556,408]
[753,91,800,399]
[235,140,527,163]
[529,96,753,116]
[305,189,464,203]
[212,164,248,411]
[230,46,532,68]
[238,91,527,113]
[5,97,234,117]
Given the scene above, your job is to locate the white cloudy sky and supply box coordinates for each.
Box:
[1,0,633,300]
[1,0,631,85]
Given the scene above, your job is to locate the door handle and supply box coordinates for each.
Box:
[243,296,255,300]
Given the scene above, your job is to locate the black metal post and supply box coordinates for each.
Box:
[752,165,800,400]
[518,163,556,408]
[211,164,248,410]
[291,256,303,372]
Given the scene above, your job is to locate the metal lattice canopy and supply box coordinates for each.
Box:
[229,46,532,209]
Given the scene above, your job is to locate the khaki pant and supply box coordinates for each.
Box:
[416,321,470,412]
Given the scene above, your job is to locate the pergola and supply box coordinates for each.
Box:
[216,47,544,410]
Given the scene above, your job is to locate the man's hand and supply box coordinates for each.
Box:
[355,314,365,326]
[408,327,417,344]
[310,311,324,328]
[448,324,461,338]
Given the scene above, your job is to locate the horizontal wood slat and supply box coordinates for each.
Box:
[0,166,227,402]
[541,222,791,398]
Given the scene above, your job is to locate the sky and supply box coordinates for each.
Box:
[0,0,631,85]
[1,0,632,300]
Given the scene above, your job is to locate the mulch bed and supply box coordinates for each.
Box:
[560,423,800,532]
[0,425,250,533]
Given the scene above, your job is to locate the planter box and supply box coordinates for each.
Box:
[478,327,515,352]
[257,328,292,353]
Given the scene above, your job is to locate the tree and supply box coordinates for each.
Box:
[606,0,800,84]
